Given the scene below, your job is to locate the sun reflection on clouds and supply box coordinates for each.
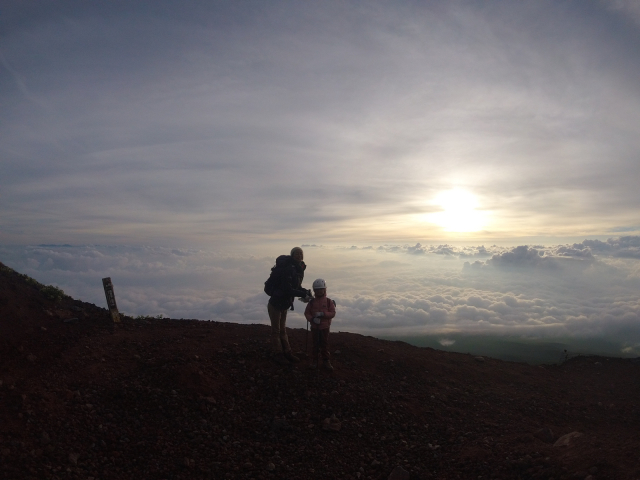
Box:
[425,189,490,233]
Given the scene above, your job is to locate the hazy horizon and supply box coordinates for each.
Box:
[3,237,640,361]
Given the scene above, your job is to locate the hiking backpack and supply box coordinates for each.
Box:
[264,255,290,297]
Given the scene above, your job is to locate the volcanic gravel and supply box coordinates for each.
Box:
[1,262,640,479]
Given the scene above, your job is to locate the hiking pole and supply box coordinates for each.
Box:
[305,320,309,355]
[316,327,321,382]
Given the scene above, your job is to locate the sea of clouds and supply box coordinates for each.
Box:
[2,237,640,354]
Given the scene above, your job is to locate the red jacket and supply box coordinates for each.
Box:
[304,295,336,330]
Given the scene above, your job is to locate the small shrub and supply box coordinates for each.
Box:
[134,314,164,320]
[41,285,66,302]
[0,264,67,302]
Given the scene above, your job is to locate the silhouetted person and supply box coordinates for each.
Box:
[266,247,311,365]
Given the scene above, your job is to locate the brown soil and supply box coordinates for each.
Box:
[1,261,640,480]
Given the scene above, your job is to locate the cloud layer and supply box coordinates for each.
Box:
[3,238,640,355]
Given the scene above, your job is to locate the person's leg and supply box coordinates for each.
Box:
[321,329,333,370]
[319,329,330,359]
[268,303,284,353]
[278,308,290,352]
[268,303,290,365]
[279,310,300,362]
[310,327,319,368]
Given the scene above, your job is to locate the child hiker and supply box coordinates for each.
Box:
[304,279,336,371]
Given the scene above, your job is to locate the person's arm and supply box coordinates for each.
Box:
[279,268,308,298]
[324,298,336,320]
[304,301,313,322]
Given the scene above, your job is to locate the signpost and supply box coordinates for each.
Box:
[102,277,121,323]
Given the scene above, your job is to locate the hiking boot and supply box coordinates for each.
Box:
[323,360,334,371]
[283,351,300,363]
[272,353,289,366]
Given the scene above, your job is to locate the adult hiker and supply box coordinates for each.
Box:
[304,278,336,371]
[265,247,312,365]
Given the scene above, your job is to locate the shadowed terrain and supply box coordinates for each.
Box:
[1,261,640,479]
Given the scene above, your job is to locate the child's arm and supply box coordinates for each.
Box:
[304,300,313,322]
[324,298,336,320]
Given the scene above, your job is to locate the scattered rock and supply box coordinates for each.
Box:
[322,414,341,431]
[474,356,485,362]
[272,417,290,432]
[68,452,79,465]
[533,427,555,443]
[266,462,276,471]
[62,318,79,324]
[40,431,51,445]
[27,354,37,362]
[553,431,583,447]
[388,465,410,480]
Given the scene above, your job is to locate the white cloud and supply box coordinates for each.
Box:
[2,239,640,348]
[486,246,558,269]
[602,0,640,27]
[580,236,640,258]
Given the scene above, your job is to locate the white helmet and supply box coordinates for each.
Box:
[312,278,327,290]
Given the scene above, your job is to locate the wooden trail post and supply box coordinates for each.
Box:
[102,277,121,323]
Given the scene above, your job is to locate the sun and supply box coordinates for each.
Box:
[427,189,488,232]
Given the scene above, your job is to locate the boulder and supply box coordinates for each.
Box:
[553,431,583,447]
[388,465,410,480]
[533,427,554,443]
[322,414,341,431]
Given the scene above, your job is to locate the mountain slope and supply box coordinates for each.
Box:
[1,261,639,479]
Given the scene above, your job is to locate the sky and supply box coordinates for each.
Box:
[2,1,640,357]
[2,0,640,247]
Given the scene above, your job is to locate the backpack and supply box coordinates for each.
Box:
[264,255,290,297]
[320,297,336,309]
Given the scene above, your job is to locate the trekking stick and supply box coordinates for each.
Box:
[316,327,321,381]
[305,320,309,355]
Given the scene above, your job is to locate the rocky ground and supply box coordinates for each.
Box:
[1,261,640,480]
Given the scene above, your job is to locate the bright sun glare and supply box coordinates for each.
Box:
[428,189,488,232]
